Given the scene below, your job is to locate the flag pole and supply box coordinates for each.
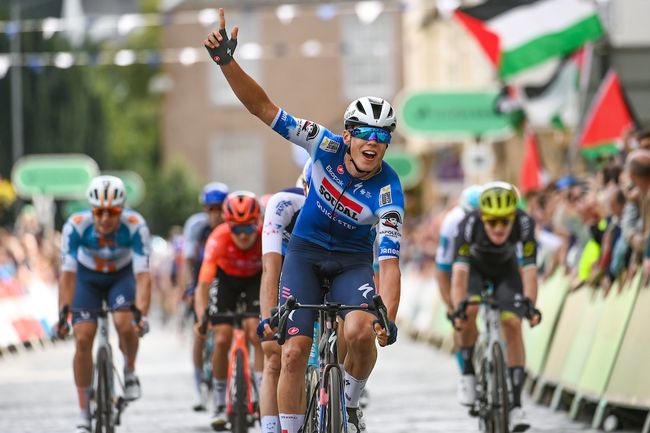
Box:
[568,43,594,173]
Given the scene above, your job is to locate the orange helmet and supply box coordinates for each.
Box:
[222,191,261,224]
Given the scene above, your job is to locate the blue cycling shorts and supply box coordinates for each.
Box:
[72,264,136,324]
[279,236,376,338]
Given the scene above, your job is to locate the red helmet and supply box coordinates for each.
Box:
[222,191,261,224]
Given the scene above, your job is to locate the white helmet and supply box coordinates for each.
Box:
[344,96,397,132]
[87,175,127,208]
[459,185,483,213]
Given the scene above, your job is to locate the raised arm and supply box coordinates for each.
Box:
[204,8,279,125]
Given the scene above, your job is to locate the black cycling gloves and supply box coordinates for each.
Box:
[205,28,237,65]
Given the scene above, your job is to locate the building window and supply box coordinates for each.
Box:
[208,11,261,106]
[210,133,265,194]
[340,13,397,100]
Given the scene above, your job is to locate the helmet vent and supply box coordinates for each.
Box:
[371,102,382,119]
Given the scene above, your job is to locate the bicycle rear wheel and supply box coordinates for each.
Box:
[324,366,344,433]
[490,343,510,433]
[229,349,249,433]
[303,365,319,433]
[94,347,114,433]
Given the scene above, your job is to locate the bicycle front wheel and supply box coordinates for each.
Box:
[303,365,319,433]
[324,367,344,433]
[490,343,509,433]
[229,349,249,433]
[94,347,114,433]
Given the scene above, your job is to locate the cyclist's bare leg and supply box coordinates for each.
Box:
[212,324,233,407]
[193,332,205,379]
[113,310,139,371]
[342,311,376,378]
[342,311,377,411]
[500,315,526,408]
[338,317,348,363]
[244,317,264,396]
[278,335,311,432]
[73,321,97,416]
[261,341,281,430]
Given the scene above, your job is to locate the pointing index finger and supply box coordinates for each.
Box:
[219,7,226,30]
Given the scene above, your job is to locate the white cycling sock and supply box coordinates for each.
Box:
[193,367,203,394]
[213,378,227,408]
[254,371,263,400]
[344,371,366,409]
[279,413,305,433]
[261,415,281,433]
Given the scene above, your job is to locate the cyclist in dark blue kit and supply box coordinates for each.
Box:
[204,9,403,433]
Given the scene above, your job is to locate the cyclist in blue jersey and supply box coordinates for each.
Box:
[204,10,403,433]
[55,175,152,433]
[181,182,229,411]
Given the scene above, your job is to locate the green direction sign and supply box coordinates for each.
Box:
[104,170,146,207]
[384,150,424,189]
[11,154,99,199]
[398,91,515,138]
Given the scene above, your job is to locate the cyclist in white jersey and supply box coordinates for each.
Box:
[204,10,403,433]
[55,176,151,433]
[258,161,309,433]
[435,185,482,372]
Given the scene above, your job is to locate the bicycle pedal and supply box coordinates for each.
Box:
[468,407,479,417]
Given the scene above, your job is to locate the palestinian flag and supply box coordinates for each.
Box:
[519,49,585,128]
[579,70,634,159]
[455,0,604,78]
[520,127,544,193]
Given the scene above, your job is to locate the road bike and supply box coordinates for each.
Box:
[455,283,539,433]
[199,295,259,433]
[275,262,389,433]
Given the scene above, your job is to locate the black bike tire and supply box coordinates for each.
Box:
[491,343,510,433]
[303,365,320,433]
[95,347,114,433]
[230,349,249,433]
[478,356,494,433]
[324,367,344,433]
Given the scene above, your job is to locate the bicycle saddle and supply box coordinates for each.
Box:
[312,260,343,279]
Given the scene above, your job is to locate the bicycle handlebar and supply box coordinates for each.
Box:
[372,294,390,338]
[274,294,390,345]
[453,295,542,324]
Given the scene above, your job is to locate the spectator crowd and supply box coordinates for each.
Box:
[403,127,650,292]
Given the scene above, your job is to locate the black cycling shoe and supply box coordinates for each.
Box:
[346,407,367,433]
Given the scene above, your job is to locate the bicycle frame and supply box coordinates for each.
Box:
[91,303,128,432]
[277,293,389,433]
[226,325,255,419]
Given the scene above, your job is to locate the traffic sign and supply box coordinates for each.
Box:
[11,154,99,199]
[384,150,424,190]
[103,170,146,207]
[398,91,515,138]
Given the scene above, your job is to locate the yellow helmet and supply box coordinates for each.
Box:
[479,181,519,217]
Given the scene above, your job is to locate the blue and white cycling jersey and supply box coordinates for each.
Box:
[60,209,151,274]
[271,109,404,261]
[436,206,467,273]
[262,189,305,256]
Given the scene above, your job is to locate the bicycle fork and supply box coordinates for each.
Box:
[226,329,254,416]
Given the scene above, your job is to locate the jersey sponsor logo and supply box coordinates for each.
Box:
[380,211,402,230]
[380,247,399,256]
[326,164,345,187]
[316,201,356,229]
[379,185,392,206]
[298,120,320,141]
[275,199,292,216]
[337,165,344,175]
[319,137,340,153]
[352,182,372,199]
[288,327,300,335]
[523,240,535,257]
[319,177,362,222]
